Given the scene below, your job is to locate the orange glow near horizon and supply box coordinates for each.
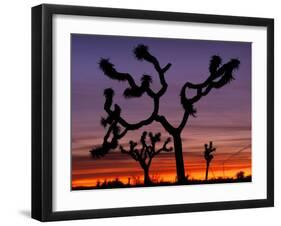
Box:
[72,170,252,189]
[72,149,252,189]
[71,128,252,189]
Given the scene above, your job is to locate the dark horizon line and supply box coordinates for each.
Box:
[72,175,252,191]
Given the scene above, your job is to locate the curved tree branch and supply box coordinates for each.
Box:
[177,111,189,132]
[134,44,172,97]
[180,57,240,117]
[185,57,240,103]
[99,58,138,88]
[99,44,174,135]
[155,115,175,134]
[105,97,159,131]
[176,56,239,134]
[99,58,156,98]
[154,137,173,155]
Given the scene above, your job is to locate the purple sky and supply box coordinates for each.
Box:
[71,34,251,186]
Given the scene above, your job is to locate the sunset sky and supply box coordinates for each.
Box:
[71,34,252,189]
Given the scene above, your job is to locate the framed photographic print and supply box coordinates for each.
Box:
[32,4,274,221]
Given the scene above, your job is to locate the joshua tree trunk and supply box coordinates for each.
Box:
[205,162,210,181]
[173,133,186,183]
[144,166,152,185]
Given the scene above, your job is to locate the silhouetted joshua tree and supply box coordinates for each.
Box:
[120,131,173,185]
[90,44,240,184]
[236,171,245,180]
[204,141,216,181]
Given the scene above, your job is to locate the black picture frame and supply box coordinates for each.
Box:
[32,4,274,222]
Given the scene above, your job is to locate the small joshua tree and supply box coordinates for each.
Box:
[120,131,173,185]
[204,141,216,181]
[90,44,240,184]
[236,171,245,180]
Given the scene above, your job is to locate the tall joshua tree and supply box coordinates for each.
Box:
[120,131,173,185]
[90,44,240,184]
[204,141,216,181]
